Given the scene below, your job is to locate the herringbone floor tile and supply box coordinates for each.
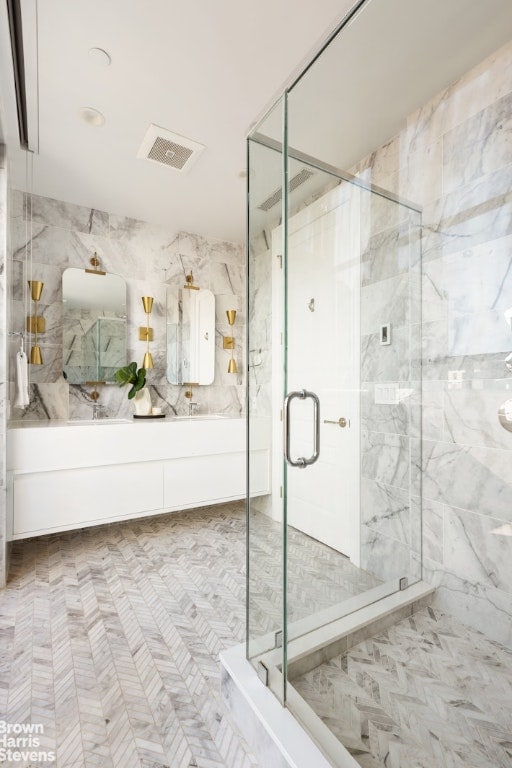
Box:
[1,503,262,768]
[1,501,369,768]
[293,606,512,768]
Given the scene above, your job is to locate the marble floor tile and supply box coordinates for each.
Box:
[293,606,512,768]
[1,503,260,768]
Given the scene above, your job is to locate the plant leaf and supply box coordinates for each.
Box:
[114,362,138,387]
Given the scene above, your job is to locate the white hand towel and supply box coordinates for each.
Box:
[14,350,30,408]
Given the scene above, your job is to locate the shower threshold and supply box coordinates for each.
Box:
[221,581,434,768]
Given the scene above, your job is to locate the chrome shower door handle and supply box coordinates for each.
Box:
[283,389,320,468]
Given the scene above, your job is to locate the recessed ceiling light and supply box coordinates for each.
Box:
[79,107,105,127]
[88,47,111,67]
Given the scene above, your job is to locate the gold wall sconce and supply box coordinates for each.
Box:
[26,280,45,365]
[184,270,199,290]
[224,309,238,374]
[85,252,106,275]
[139,296,154,369]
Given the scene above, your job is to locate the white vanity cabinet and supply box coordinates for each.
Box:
[7,417,270,540]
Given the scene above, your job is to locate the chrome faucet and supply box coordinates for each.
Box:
[91,402,105,420]
[188,401,200,417]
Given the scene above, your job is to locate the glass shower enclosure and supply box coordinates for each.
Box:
[246,0,422,755]
[246,0,512,763]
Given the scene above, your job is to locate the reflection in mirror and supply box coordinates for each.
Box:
[62,268,127,384]
[167,281,215,385]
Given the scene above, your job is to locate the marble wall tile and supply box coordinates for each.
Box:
[27,193,109,235]
[210,261,244,295]
[424,555,512,648]
[422,320,509,381]
[206,385,244,416]
[355,41,512,645]
[360,273,409,336]
[361,431,411,490]
[210,239,245,266]
[0,151,5,588]
[12,220,72,269]
[361,326,410,382]
[362,186,410,237]
[444,381,512,449]
[24,345,62,383]
[360,527,412,584]
[397,138,443,205]
[421,439,512,522]
[352,135,400,191]
[361,479,411,545]
[421,381,445,442]
[404,40,512,157]
[443,90,512,194]
[422,235,512,329]
[164,250,210,289]
[444,505,512,593]
[176,231,209,259]
[361,381,419,437]
[11,379,69,420]
[8,192,244,423]
[361,221,411,285]
[9,187,23,219]
[421,164,512,263]
[0,324,4,386]
[414,496,443,562]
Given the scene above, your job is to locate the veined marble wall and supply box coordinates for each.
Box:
[354,40,512,647]
[8,192,245,421]
[359,190,422,586]
[0,146,8,587]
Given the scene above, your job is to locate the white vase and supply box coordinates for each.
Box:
[132,387,152,416]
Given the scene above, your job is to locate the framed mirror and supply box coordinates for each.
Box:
[167,284,215,385]
[62,268,127,384]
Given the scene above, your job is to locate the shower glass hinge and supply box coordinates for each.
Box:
[257,661,269,686]
[275,630,283,648]
[399,577,409,591]
[276,254,282,269]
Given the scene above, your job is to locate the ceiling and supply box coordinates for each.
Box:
[1,0,512,244]
[0,0,353,243]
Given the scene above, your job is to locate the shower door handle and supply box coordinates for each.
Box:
[283,389,320,468]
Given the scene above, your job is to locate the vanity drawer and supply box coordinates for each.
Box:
[163,448,269,509]
[163,451,245,508]
[12,462,163,537]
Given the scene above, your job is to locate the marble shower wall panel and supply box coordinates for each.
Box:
[359,208,421,587]
[248,233,273,420]
[357,39,512,644]
[8,193,245,420]
[0,146,7,587]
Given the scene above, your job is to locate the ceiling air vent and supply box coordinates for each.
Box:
[258,168,315,212]
[137,124,205,173]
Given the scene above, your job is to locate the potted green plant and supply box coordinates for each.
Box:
[114,362,152,415]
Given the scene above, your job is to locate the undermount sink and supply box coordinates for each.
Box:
[66,418,131,425]
[170,414,231,420]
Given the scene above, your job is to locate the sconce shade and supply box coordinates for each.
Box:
[226,310,237,326]
[142,296,154,314]
[228,358,238,374]
[30,345,43,365]
[143,351,154,369]
[28,280,44,301]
